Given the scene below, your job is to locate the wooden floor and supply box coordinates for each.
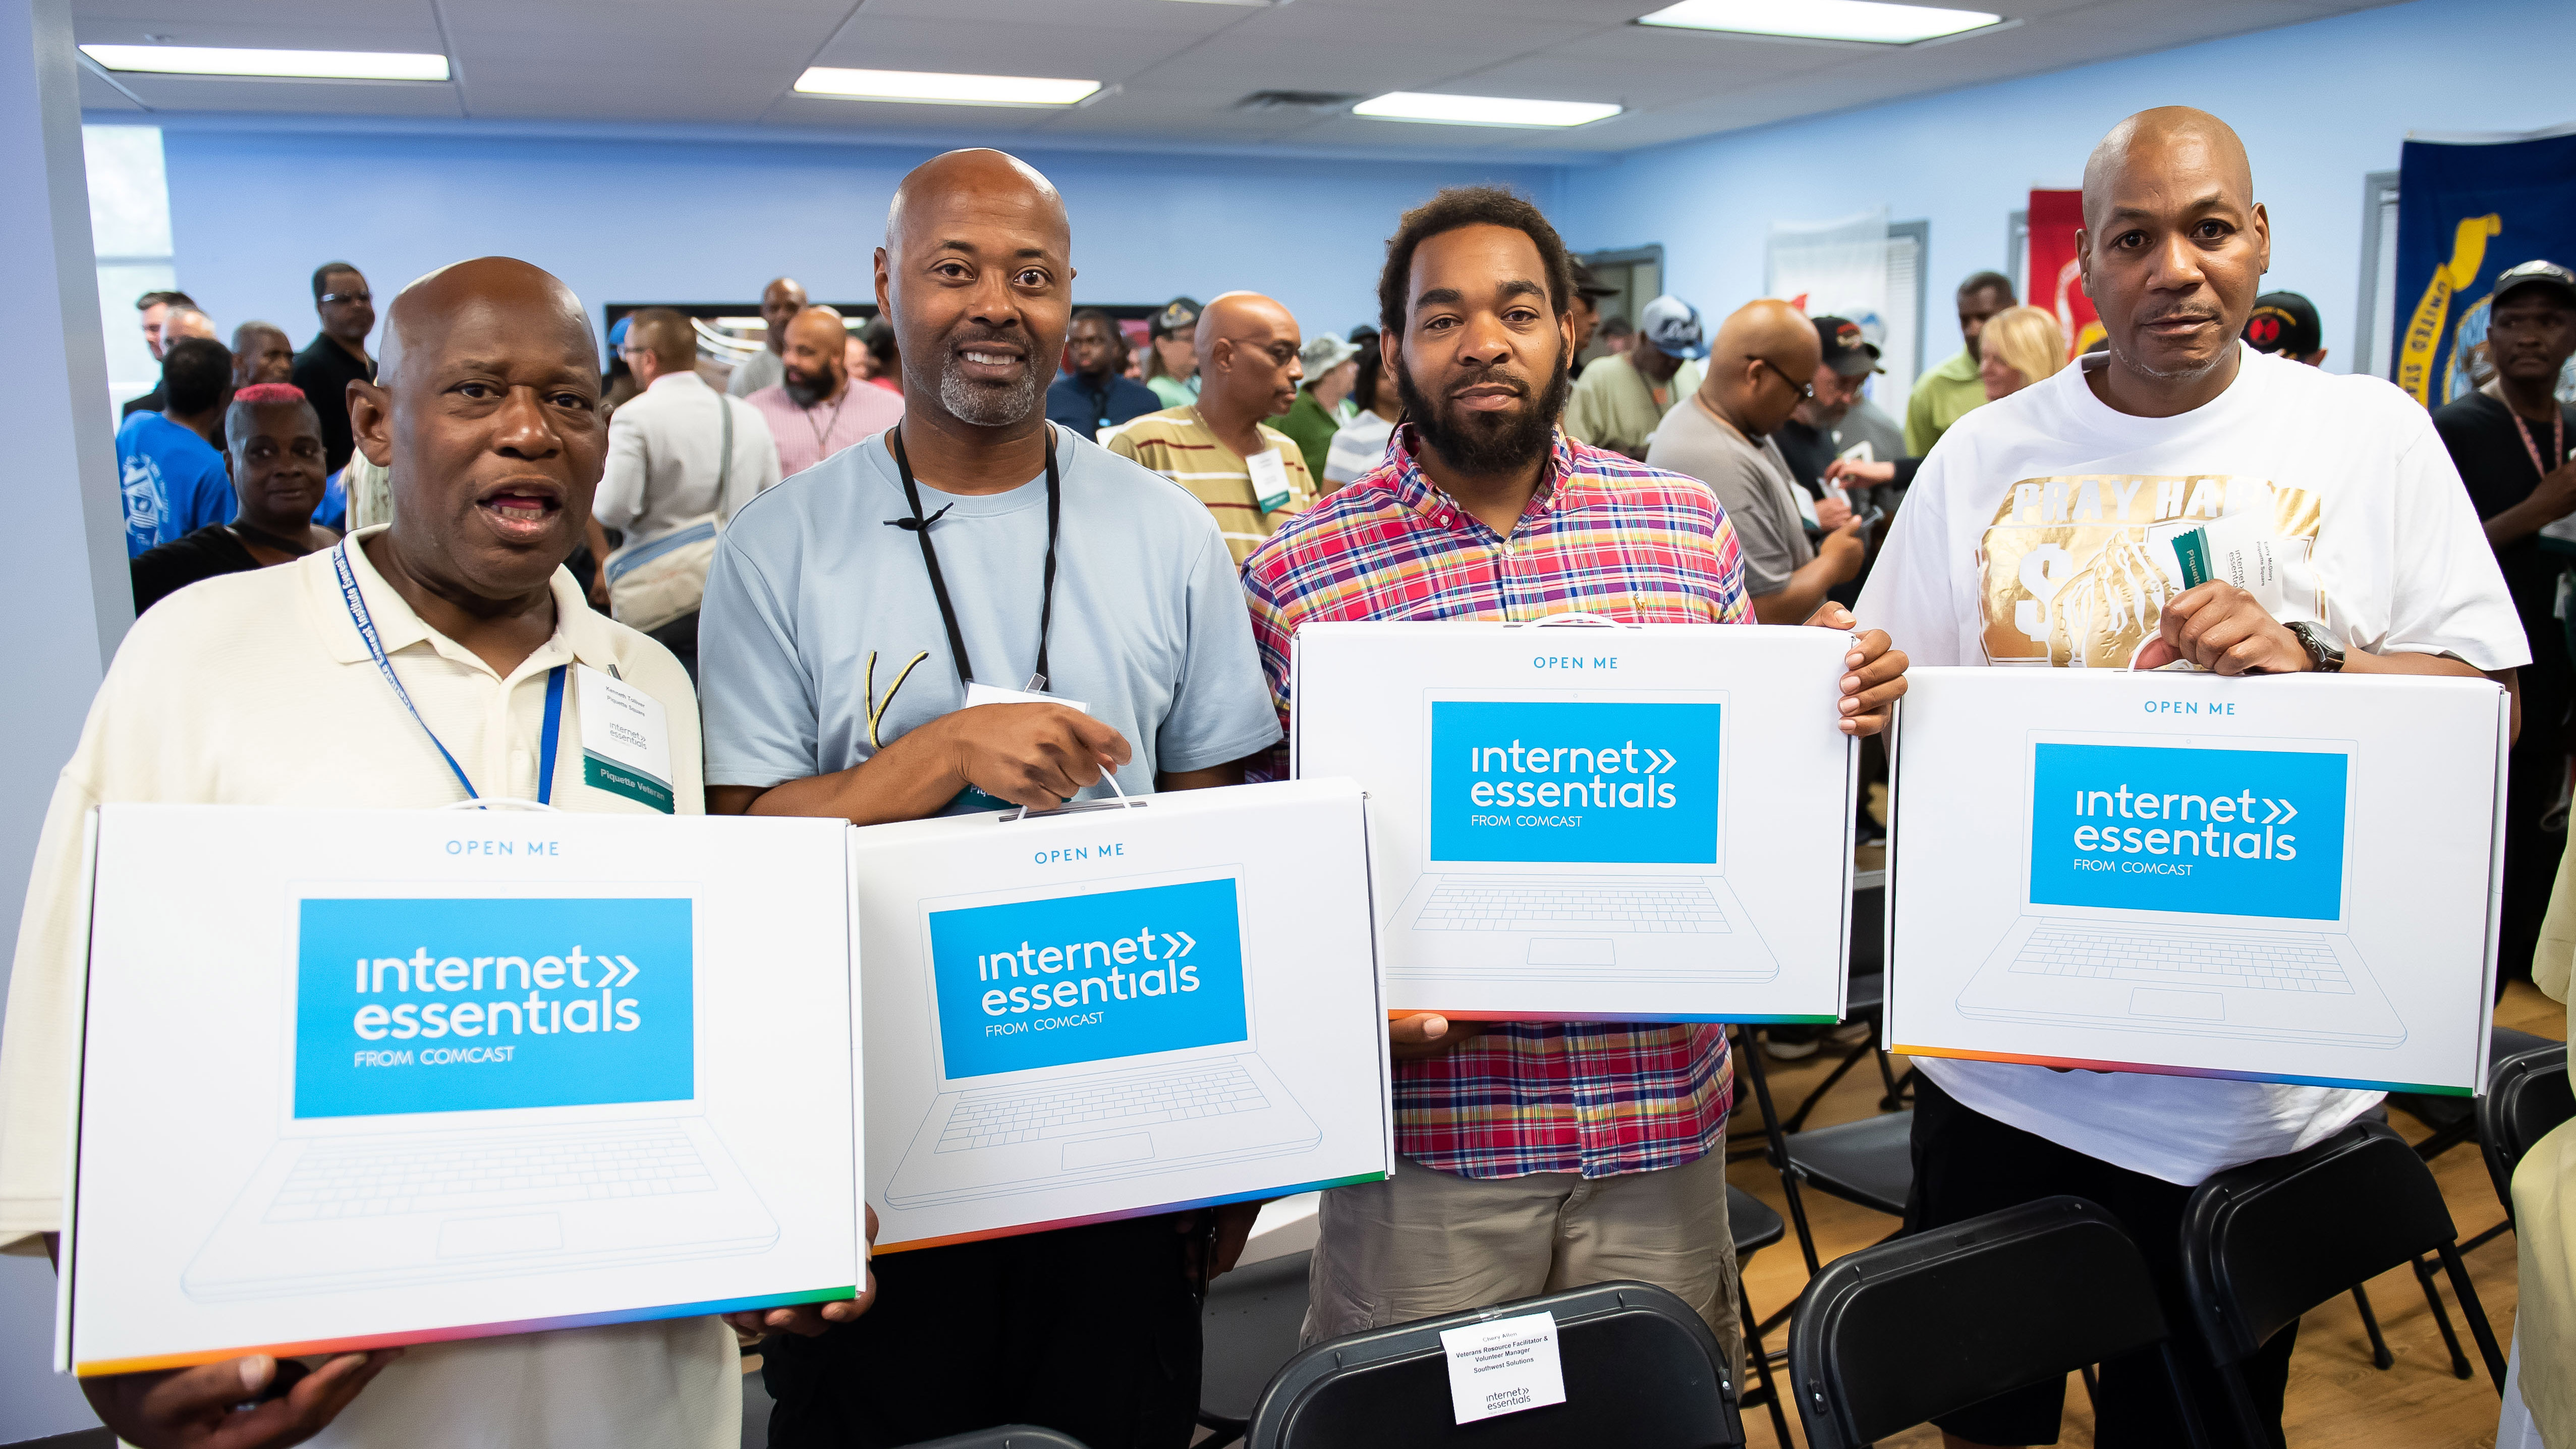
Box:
[1730,979,2565,1449]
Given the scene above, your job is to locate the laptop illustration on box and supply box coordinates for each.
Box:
[184,892,778,1302]
[1956,730,2405,1047]
[886,865,1319,1207]
[1386,689,1780,981]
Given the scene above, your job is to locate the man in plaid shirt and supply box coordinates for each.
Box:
[1241,188,1907,1373]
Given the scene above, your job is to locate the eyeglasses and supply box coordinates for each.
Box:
[1748,355,1814,402]
[320,291,372,306]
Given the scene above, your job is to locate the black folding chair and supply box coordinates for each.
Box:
[1246,1281,1745,1449]
[1727,1184,1794,1447]
[1197,1249,1315,1449]
[899,1428,1091,1448]
[1734,1030,1913,1274]
[2480,1040,2573,1232]
[2180,1119,2506,1444]
[2389,1026,2555,1162]
[1786,1195,2209,1449]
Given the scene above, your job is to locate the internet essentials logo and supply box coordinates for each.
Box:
[295,898,694,1119]
[1428,701,1720,865]
[926,879,1248,1079]
[2030,743,2347,920]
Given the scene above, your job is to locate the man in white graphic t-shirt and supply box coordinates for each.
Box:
[1859,106,2525,1449]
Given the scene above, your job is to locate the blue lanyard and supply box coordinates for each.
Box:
[333,540,565,804]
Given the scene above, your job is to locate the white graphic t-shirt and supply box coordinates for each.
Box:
[1858,343,2526,1184]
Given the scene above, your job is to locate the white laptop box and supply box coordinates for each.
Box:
[853,778,1391,1254]
[1886,668,2506,1094]
[63,806,862,1377]
[1293,619,1856,1022]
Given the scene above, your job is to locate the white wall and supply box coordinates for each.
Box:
[2,0,132,1439]
[141,122,1563,363]
[1557,0,2576,379]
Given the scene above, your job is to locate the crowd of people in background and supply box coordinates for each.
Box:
[65,103,2576,1449]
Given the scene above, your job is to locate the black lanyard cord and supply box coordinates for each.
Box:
[885,424,1061,690]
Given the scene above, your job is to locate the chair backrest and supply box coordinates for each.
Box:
[2180,1119,2456,1365]
[2481,1042,2573,1219]
[1786,1196,2169,1449]
[1246,1280,1742,1449]
[900,1428,1091,1449]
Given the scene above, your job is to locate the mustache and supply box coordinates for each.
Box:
[1445,365,1533,399]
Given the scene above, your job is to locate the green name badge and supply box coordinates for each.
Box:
[585,753,675,812]
[2169,526,2213,589]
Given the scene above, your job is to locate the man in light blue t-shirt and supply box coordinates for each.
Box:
[116,336,236,556]
[698,147,1278,1449]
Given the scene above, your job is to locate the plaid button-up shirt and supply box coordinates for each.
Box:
[1242,424,1752,1179]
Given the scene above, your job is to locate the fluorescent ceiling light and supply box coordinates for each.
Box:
[1635,0,2002,44]
[79,44,450,81]
[793,67,1099,107]
[1353,92,1622,129]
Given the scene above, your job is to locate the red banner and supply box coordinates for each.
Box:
[2026,189,2102,359]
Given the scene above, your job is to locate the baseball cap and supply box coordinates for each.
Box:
[1812,315,1883,377]
[1637,295,1710,361]
[2492,260,2576,311]
[1300,332,1361,377]
[2243,293,2321,357]
[1570,261,1621,301]
[1148,296,1202,339]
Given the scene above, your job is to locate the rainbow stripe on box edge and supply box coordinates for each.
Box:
[1894,1042,2472,1097]
[1389,1011,1840,1025]
[74,1285,856,1378]
[874,1169,1391,1256]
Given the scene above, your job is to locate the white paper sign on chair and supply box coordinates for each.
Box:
[1440,1310,1568,1424]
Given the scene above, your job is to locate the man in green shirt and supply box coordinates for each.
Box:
[1905,270,2016,455]
[1565,293,1706,459]
[1278,331,1361,482]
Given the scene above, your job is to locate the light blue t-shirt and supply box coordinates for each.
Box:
[116,412,234,557]
[700,423,1280,803]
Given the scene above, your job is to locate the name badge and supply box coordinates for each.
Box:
[1440,1310,1566,1424]
[576,663,676,813]
[951,683,1094,813]
[1247,449,1293,515]
[963,681,1091,714]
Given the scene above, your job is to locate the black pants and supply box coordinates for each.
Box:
[1905,1074,2295,1448]
[762,1214,1202,1448]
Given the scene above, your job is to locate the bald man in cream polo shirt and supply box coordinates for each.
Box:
[0,258,789,1448]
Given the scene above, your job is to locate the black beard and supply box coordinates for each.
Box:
[1394,346,1572,478]
[783,370,834,408]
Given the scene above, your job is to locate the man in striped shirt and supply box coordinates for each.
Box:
[1107,291,1317,564]
[1242,188,1907,1376]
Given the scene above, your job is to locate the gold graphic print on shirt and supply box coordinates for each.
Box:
[1976,474,2322,667]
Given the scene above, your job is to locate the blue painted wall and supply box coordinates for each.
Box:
[1555,0,2576,378]
[153,126,1561,355]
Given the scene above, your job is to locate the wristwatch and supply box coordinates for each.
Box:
[2286,620,2345,674]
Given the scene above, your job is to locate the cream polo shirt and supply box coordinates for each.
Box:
[0,526,735,1449]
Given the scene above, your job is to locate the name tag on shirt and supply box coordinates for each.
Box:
[962,681,1091,713]
[953,683,1093,813]
[1792,481,1820,530]
[1247,450,1293,515]
[576,663,676,813]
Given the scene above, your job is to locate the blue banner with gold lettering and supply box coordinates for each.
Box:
[2393,128,2576,405]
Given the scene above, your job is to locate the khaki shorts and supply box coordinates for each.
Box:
[1302,1142,1740,1384]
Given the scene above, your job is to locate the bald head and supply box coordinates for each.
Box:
[2082,106,2253,231]
[874,148,1075,432]
[885,148,1067,258]
[2076,106,2270,403]
[1703,299,1822,437]
[379,256,592,388]
[1195,291,1304,429]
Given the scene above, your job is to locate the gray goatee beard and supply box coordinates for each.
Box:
[925,355,1044,427]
